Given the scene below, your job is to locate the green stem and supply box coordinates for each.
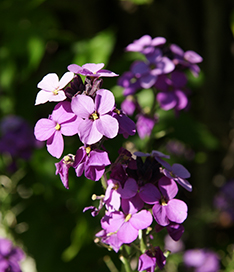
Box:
[119,255,133,272]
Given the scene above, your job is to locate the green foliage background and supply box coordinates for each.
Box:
[1,0,234,271]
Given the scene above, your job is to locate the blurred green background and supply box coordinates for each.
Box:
[1,0,234,271]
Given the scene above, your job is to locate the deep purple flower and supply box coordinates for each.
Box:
[155,222,184,241]
[35,72,74,105]
[111,109,136,138]
[138,246,166,271]
[136,114,158,139]
[101,197,152,244]
[73,146,111,181]
[131,49,175,89]
[163,163,192,192]
[0,238,25,272]
[71,89,119,145]
[126,35,166,55]
[183,249,220,272]
[0,115,39,171]
[55,154,75,189]
[155,71,189,111]
[117,71,141,96]
[34,101,80,159]
[67,63,118,78]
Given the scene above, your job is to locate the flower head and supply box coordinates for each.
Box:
[71,89,119,145]
[35,72,74,105]
[34,101,80,158]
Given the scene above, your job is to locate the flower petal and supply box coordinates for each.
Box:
[46,131,64,158]
[130,210,153,230]
[117,222,138,244]
[95,89,115,114]
[166,199,188,224]
[71,94,94,118]
[96,115,119,139]
[152,202,170,226]
[34,118,55,141]
[78,119,103,145]
[58,72,74,89]
[37,73,59,91]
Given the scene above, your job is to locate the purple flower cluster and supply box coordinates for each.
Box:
[34,50,194,271]
[89,148,191,271]
[0,115,39,172]
[0,238,24,272]
[34,63,136,187]
[118,35,202,138]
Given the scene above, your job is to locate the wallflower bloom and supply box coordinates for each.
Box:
[67,63,118,78]
[35,72,74,105]
[101,197,152,244]
[138,246,166,272]
[136,114,158,139]
[0,238,25,272]
[34,101,80,158]
[71,89,119,145]
[73,146,111,181]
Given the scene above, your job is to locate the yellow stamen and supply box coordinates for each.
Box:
[53,88,59,95]
[85,146,91,155]
[91,112,99,120]
[161,198,168,206]
[55,123,61,130]
[125,213,132,222]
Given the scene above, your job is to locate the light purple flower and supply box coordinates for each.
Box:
[71,89,119,145]
[95,229,123,253]
[34,101,80,158]
[55,154,75,189]
[170,44,203,77]
[35,72,74,105]
[121,96,137,116]
[73,146,111,181]
[101,197,152,244]
[104,177,138,211]
[183,249,220,272]
[0,238,25,272]
[138,246,166,271]
[126,35,166,55]
[163,163,192,192]
[164,234,184,253]
[67,63,118,78]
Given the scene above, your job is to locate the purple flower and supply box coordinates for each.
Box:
[104,177,138,211]
[55,154,75,189]
[101,197,152,244]
[0,238,25,272]
[71,89,119,145]
[34,101,80,159]
[111,109,136,138]
[126,35,166,55]
[164,234,184,253]
[155,71,189,111]
[73,146,110,181]
[95,229,123,253]
[136,114,158,139]
[67,63,118,78]
[138,246,166,271]
[170,44,203,77]
[35,72,74,105]
[131,49,175,89]
[163,163,192,192]
[141,176,187,226]
[183,249,220,272]
[121,96,137,116]
[117,71,141,96]
[0,115,39,172]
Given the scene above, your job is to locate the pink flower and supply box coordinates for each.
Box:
[35,72,74,105]
[71,89,119,145]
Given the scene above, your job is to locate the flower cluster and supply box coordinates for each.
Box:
[0,115,39,172]
[0,238,25,272]
[118,35,203,138]
[34,63,135,187]
[33,35,202,272]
